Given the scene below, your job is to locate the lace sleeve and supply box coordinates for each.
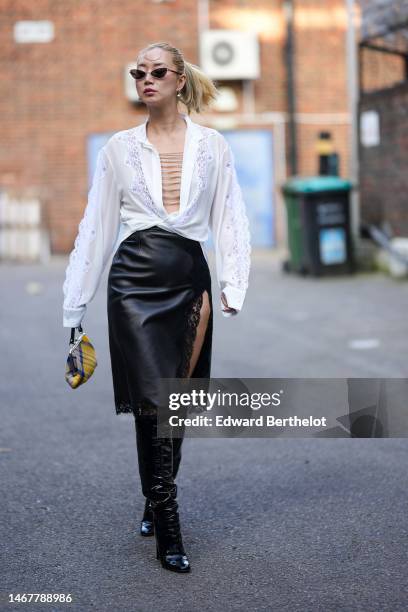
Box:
[62,147,121,328]
[209,139,251,317]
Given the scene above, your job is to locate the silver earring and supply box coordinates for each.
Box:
[176,91,181,98]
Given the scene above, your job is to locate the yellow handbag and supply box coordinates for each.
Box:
[65,325,97,389]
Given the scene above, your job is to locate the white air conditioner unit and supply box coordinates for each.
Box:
[199,30,260,80]
[124,62,142,103]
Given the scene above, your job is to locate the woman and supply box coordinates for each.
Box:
[63,42,251,573]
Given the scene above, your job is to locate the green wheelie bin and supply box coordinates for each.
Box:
[282,176,354,276]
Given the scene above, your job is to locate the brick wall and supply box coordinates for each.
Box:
[359,82,408,234]
[1,0,354,252]
[357,0,408,234]
[292,0,352,178]
[360,46,406,93]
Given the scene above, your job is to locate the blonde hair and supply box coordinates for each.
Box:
[137,42,219,115]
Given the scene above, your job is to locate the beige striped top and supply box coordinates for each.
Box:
[159,151,184,214]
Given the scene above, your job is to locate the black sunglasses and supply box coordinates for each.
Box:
[130,67,183,80]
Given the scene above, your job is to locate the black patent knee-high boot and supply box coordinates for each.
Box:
[148,418,190,573]
[136,417,185,537]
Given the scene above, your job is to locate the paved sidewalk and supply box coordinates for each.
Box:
[1,251,407,611]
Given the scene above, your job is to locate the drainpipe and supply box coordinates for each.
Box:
[283,0,297,176]
[346,0,360,247]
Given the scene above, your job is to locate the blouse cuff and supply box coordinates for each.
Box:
[222,285,246,311]
[63,305,87,328]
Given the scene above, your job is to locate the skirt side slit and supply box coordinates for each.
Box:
[178,289,213,379]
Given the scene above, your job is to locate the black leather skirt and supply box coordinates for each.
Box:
[107,225,213,416]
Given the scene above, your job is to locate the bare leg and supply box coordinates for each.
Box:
[187,290,211,378]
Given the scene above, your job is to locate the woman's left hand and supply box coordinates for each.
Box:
[221,291,237,315]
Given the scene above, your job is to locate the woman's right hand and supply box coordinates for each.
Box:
[221,291,237,316]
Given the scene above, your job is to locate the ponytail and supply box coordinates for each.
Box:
[181,60,219,114]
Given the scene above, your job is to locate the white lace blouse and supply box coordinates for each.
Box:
[62,113,251,327]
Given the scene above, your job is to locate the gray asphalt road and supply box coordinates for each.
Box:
[1,251,407,611]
